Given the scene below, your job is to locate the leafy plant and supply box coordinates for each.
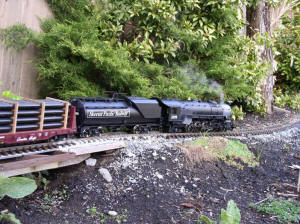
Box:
[274,7,300,93]
[274,89,300,110]
[0,212,22,224]
[231,106,244,121]
[200,200,241,224]
[0,24,35,51]
[0,175,37,199]
[2,91,22,100]
[86,206,99,217]
[253,199,300,223]
[256,148,263,162]
[0,175,37,224]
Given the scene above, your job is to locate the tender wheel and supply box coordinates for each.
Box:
[133,125,140,134]
[80,128,90,138]
[98,127,104,136]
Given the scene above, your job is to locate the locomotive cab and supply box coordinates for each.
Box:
[169,108,179,120]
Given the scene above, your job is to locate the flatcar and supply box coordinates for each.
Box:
[0,97,76,145]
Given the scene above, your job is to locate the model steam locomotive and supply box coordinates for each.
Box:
[0,94,232,145]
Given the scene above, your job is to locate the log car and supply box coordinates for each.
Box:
[0,98,77,145]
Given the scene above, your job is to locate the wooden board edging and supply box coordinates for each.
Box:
[0,154,90,178]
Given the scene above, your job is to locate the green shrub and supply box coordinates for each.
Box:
[0,212,22,224]
[274,8,300,93]
[254,200,300,223]
[0,24,35,51]
[274,89,300,110]
[0,0,275,114]
[231,106,244,121]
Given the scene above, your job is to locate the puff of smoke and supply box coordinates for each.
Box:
[177,64,224,103]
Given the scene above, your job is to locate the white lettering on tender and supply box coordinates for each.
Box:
[87,109,130,118]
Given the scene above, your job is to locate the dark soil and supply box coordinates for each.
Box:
[0,110,300,224]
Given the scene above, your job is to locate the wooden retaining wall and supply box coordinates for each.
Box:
[0,0,53,98]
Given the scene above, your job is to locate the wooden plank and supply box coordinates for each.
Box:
[0,154,90,178]
[63,142,126,155]
[46,97,69,129]
[11,102,18,133]
[39,101,45,131]
[22,97,45,131]
[0,153,76,171]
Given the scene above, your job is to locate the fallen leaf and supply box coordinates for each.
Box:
[180,202,195,208]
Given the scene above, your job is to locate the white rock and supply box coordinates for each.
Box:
[152,151,158,157]
[122,161,130,169]
[155,172,163,179]
[85,158,97,166]
[161,156,166,161]
[180,186,185,194]
[128,178,137,184]
[127,152,135,157]
[98,168,112,182]
[108,211,118,216]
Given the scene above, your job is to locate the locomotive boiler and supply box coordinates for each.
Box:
[157,99,232,132]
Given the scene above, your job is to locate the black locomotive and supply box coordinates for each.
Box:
[71,94,233,137]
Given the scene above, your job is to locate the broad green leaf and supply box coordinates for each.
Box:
[0,177,37,199]
[219,200,241,224]
[201,215,217,224]
[0,213,22,224]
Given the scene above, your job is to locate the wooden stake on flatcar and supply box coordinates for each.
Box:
[46,97,69,129]
[22,97,45,131]
[0,99,18,133]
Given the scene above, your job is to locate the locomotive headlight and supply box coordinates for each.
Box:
[221,104,232,118]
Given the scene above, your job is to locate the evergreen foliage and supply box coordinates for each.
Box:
[1,0,293,113]
[274,8,300,92]
[34,0,269,107]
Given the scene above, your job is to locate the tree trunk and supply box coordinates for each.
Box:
[247,1,275,114]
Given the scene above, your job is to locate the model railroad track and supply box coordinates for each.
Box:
[100,114,300,140]
[0,142,71,160]
[1,114,300,160]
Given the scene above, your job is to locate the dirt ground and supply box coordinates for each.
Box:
[0,110,300,224]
